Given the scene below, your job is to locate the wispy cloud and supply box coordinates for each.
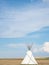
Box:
[43,0,49,3]
[0,7,49,38]
[7,43,26,48]
[27,26,49,41]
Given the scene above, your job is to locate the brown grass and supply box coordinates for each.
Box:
[0,58,49,65]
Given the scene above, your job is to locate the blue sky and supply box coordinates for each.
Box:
[0,0,49,58]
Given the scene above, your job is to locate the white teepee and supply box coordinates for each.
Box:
[21,44,38,65]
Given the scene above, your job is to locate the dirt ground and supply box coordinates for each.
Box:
[0,59,49,65]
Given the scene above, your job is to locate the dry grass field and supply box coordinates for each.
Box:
[0,58,49,65]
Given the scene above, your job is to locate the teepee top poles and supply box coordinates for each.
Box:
[27,43,33,50]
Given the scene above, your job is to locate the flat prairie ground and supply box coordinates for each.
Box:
[0,58,49,65]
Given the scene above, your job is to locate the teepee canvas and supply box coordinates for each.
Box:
[21,44,38,65]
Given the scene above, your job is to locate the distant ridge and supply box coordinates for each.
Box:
[36,57,49,60]
[0,57,49,60]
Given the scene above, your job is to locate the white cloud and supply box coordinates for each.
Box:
[0,7,49,38]
[31,42,49,53]
[42,42,49,53]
